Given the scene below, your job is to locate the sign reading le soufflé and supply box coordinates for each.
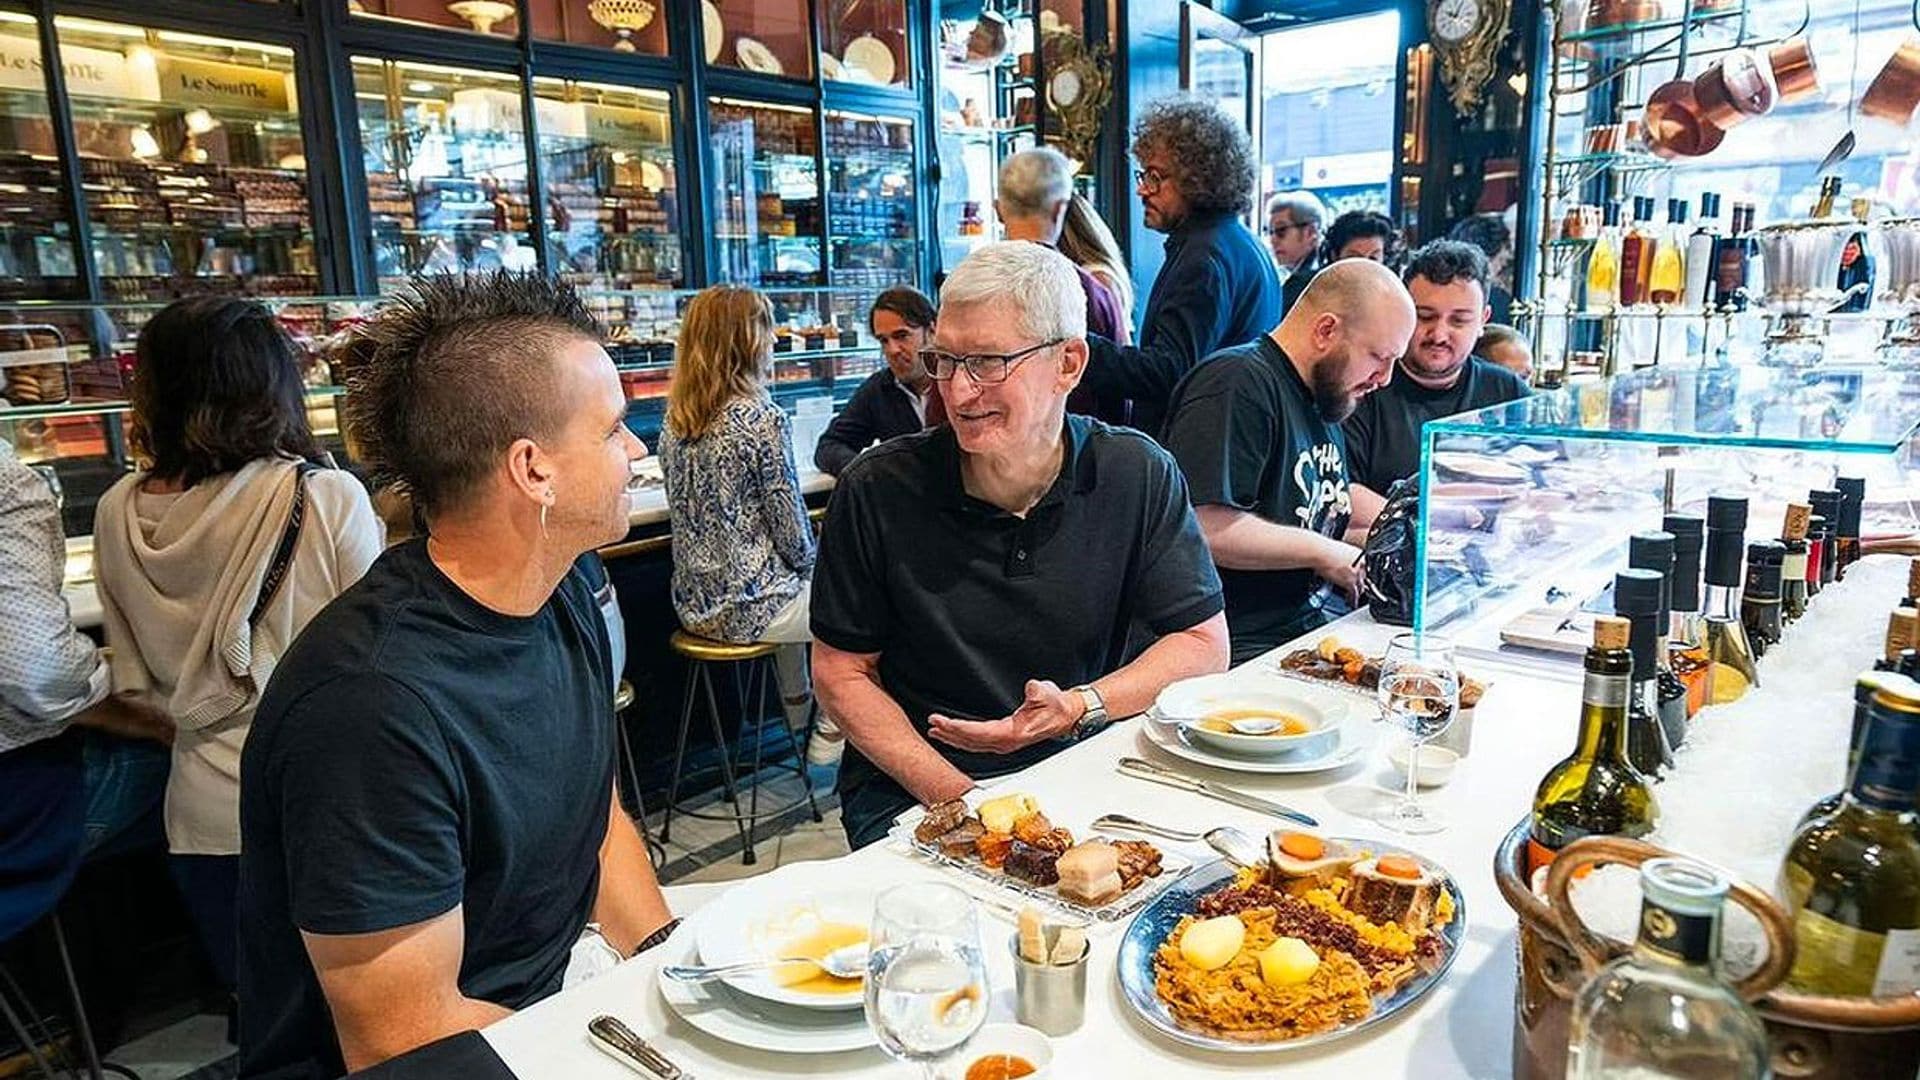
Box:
[0,37,139,98]
[159,55,291,112]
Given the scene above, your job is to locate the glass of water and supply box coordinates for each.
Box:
[864,881,988,1078]
[1374,632,1459,835]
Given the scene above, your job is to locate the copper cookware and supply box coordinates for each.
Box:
[1643,80,1724,159]
[1694,47,1779,128]
[1585,0,1666,30]
[1767,37,1821,104]
[1863,37,1920,125]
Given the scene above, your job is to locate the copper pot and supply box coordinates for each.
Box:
[1644,77,1725,158]
[1863,37,1920,125]
[1585,0,1666,30]
[1693,47,1778,128]
[1768,37,1821,104]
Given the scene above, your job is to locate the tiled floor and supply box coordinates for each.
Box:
[104,1012,235,1079]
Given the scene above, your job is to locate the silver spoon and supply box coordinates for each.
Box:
[662,942,868,984]
[1090,813,1266,870]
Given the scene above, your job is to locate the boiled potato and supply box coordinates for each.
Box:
[1178,915,1246,972]
[1258,936,1320,988]
[978,793,1037,835]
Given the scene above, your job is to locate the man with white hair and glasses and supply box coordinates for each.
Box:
[811,242,1230,849]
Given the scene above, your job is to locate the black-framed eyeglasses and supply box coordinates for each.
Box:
[1133,166,1168,192]
[918,338,1065,383]
[1268,221,1310,236]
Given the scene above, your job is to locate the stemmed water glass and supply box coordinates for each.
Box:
[864,881,989,1079]
[1374,632,1459,835]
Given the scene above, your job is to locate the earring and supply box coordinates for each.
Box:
[540,490,552,539]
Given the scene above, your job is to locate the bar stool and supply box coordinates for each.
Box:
[611,680,666,870]
[663,631,821,865]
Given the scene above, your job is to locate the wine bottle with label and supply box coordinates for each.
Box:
[1615,569,1676,778]
[1629,530,1689,751]
[1587,201,1622,311]
[1701,495,1759,705]
[1802,671,1900,827]
[1649,198,1686,306]
[1835,476,1865,580]
[1741,540,1785,658]
[1620,196,1657,308]
[1810,489,1843,590]
[1806,513,1829,599]
[1682,192,1722,312]
[1781,502,1812,624]
[1782,677,1920,997]
[1529,616,1658,879]
[1664,512,1709,716]
[1568,859,1771,1080]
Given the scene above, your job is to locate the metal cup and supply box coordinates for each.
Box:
[1008,932,1088,1036]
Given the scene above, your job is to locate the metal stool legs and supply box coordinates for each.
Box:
[0,913,123,1080]
[614,717,666,870]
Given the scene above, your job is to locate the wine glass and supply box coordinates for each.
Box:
[864,881,989,1078]
[1374,632,1459,835]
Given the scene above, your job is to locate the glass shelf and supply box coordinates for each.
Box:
[825,110,916,296]
[1558,6,1746,48]
[0,384,344,422]
[533,77,683,292]
[708,98,822,288]
[1552,151,1669,173]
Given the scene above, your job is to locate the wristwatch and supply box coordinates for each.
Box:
[1067,684,1110,741]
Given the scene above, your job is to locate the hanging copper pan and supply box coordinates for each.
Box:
[1767,37,1822,103]
[1694,47,1779,128]
[1863,37,1920,125]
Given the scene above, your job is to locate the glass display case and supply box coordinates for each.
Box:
[350,0,519,39]
[820,0,911,88]
[702,0,813,81]
[0,11,81,300]
[825,108,916,302]
[530,0,669,55]
[1413,364,1920,664]
[353,56,536,289]
[708,98,822,289]
[533,78,683,291]
[52,17,315,301]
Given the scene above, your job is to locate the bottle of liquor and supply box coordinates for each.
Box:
[1810,489,1842,589]
[1664,512,1710,716]
[1806,514,1828,599]
[1620,196,1657,308]
[1877,609,1920,672]
[1905,558,1920,609]
[1568,858,1771,1080]
[1587,201,1622,312]
[1812,174,1843,218]
[1713,203,1756,312]
[1803,670,1902,826]
[1649,197,1686,306]
[1615,569,1677,778]
[1529,616,1659,878]
[1780,501,1812,624]
[1781,677,1920,997]
[1629,530,1689,751]
[1682,192,1721,311]
[1836,199,1876,314]
[1701,495,1759,705]
[1741,540,1786,658]
[1835,476,1865,579]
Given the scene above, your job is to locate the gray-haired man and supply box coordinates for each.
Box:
[811,242,1229,849]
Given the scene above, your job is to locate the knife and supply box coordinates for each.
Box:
[1116,757,1319,827]
[588,1015,692,1079]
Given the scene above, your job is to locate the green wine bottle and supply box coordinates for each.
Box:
[1530,616,1658,879]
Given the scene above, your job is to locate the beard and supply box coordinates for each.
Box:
[1308,349,1361,423]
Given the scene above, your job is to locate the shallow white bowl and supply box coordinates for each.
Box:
[942,1023,1054,1079]
[1172,690,1339,758]
[1388,742,1460,787]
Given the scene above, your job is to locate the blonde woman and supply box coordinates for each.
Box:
[1059,193,1134,344]
[659,286,838,765]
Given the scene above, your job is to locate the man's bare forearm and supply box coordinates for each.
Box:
[1091,611,1229,719]
[339,996,511,1072]
[1197,504,1357,573]
[814,643,973,806]
[592,793,673,956]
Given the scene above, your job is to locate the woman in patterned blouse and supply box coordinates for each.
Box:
[659,286,840,765]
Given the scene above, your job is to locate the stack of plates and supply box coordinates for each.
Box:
[657,879,878,1054]
[1141,673,1376,775]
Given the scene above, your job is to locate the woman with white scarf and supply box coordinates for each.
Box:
[93,297,383,999]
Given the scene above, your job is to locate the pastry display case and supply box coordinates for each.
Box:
[825,108,917,328]
[353,56,536,290]
[533,78,684,291]
[707,98,822,289]
[0,11,80,300]
[1412,363,1920,665]
[52,16,316,301]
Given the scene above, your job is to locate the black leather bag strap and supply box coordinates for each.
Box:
[250,461,321,628]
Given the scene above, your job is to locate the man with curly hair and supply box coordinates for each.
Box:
[237,272,674,1077]
[1077,95,1279,439]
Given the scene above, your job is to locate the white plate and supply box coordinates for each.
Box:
[1140,710,1377,775]
[843,34,896,85]
[736,36,784,75]
[702,1,723,63]
[1430,451,1531,484]
[820,51,846,80]
[692,882,875,1010]
[658,910,877,1054]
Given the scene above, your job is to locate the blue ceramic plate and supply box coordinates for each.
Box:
[1116,851,1467,1053]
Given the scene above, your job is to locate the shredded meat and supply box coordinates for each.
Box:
[1194,883,1402,975]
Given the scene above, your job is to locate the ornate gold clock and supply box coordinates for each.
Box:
[1429,0,1512,115]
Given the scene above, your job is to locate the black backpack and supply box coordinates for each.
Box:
[1358,475,1422,626]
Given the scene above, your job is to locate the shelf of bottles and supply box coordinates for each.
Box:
[533,78,683,293]
[353,57,535,290]
[41,17,317,302]
[0,13,81,300]
[825,109,916,338]
[707,98,822,289]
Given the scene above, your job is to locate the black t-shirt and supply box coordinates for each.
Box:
[237,539,614,1080]
[1342,357,1531,493]
[1163,336,1352,662]
[812,416,1223,835]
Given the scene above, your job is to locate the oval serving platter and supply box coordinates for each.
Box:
[1116,852,1466,1053]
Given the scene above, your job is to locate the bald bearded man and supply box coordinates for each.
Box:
[1162,260,1416,664]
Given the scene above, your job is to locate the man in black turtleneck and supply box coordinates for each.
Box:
[1076,95,1279,438]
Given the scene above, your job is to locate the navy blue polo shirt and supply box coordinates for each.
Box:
[812,415,1223,846]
